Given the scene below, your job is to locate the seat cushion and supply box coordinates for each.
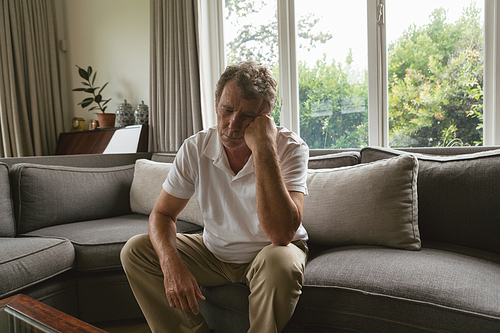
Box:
[0,163,15,237]
[199,283,250,333]
[361,146,500,255]
[0,237,75,298]
[200,243,500,332]
[10,163,135,234]
[25,214,202,272]
[295,243,500,332]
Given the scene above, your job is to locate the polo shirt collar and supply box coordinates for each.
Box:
[203,126,254,178]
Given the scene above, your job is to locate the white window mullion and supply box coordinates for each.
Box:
[484,0,500,145]
[277,0,300,134]
[367,0,388,147]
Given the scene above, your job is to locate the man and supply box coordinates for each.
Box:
[121,60,309,333]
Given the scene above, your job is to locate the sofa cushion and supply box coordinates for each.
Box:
[199,283,251,332]
[308,151,360,169]
[151,153,176,163]
[200,242,500,332]
[0,237,75,298]
[0,163,15,237]
[25,214,202,272]
[302,154,420,250]
[10,163,135,234]
[295,243,500,332]
[361,147,500,255]
[130,159,204,226]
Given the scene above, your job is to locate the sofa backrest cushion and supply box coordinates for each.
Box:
[303,154,420,250]
[361,147,500,255]
[0,162,15,237]
[10,163,134,234]
[0,152,152,167]
[130,159,204,226]
[151,153,177,163]
[308,151,360,169]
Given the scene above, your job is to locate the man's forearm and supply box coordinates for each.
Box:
[253,145,302,246]
[149,207,206,314]
[149,211,183,272]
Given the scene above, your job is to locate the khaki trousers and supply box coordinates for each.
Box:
[120,233,307,333]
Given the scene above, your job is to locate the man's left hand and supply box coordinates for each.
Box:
[244,114,277,152]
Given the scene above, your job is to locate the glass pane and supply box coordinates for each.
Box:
[223,0,280,123]
[387,0,484,147]
[296,0,368,149]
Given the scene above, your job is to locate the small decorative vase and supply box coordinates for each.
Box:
[116,100,135,127]
[135,101,149,125]
[96,113,116,128]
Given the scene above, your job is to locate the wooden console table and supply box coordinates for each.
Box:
[55,125,148,155]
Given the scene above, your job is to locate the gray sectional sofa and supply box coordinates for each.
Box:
[0,147,499,332]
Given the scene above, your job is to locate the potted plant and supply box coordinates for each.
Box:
[72,65,115,128]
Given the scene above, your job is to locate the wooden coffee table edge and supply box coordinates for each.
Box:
[0,294,107,333]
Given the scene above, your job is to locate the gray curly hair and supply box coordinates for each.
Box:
[215,60,277,113]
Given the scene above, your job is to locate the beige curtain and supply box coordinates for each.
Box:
[150,0,203,152]
[0,0,64,157]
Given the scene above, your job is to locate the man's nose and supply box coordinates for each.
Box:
[228,112,243,130]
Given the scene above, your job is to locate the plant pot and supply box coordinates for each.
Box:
[96,113,116,128]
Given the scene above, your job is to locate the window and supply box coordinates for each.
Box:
[295,0,368,149]
[218,0,497,148]
[387,0,484,147]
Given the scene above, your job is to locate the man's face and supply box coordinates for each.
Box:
[216,80,267,150]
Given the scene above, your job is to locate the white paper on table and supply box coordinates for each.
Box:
[103,125,142,154]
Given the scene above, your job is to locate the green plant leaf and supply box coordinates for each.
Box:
[95,94,102,103]
[89,106,100,111]
[98,82,109,94]
[82,82,90,86]
[87,66,92,78]
[102,106,108,112]
[78,67,89,80]
[78,98,94,108]
[81,100,93,108]
[92,72,97,86]
[72,88,86,92]
[84,88,96,93]
[103,98,112,106]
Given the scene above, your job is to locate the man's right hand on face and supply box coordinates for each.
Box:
[163,260,206,315]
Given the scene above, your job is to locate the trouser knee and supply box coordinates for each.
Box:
[120,233,153,271]
[247,243,306,287]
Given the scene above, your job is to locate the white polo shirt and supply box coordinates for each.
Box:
[163,125,309,263]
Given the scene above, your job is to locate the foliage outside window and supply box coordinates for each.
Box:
[388,4,483,147]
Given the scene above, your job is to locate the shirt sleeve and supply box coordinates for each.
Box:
[278,135,309,196]
[162,140,197,199]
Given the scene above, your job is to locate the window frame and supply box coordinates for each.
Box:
[206,0,499,147]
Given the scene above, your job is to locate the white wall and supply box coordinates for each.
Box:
[61,0,150,129]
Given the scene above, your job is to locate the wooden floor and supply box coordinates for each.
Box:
[95,318,151,333]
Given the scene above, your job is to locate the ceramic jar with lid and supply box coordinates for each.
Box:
[116,100,135,127]
[135,101,149,125]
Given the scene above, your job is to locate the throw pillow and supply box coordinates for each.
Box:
[130,159,204,226]
[361,146,500,255]
[302,154,420,250]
